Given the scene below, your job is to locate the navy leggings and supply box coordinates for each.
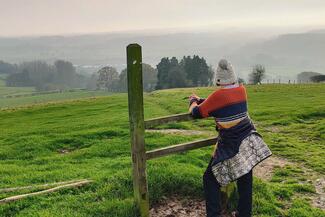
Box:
[203,159,253,217]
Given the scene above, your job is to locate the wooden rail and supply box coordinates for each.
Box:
[145,113,194,129]
[146,137,218,160]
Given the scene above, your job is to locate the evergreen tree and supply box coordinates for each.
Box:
[156,57,170,89]
[167,57,187,88]
[181,55,212,86]
[156,55,213,89]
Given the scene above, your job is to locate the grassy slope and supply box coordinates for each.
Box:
[0,90,113,109]
[0,78,35,97]
[0,76,112,109]
[0,84,324,217]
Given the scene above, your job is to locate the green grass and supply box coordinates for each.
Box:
[0,79,35,97]
[0,76,113,109]
[0,90,113,109]
[0,84,324,216]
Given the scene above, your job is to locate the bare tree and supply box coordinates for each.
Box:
[249,64,265,84]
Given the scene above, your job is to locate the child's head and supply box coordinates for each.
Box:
[214,59,238,86]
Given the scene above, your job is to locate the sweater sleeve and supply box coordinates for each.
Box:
[191,91,221,118]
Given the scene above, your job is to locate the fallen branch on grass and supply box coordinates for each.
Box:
[0,179,87,193]
[0,179,92,204]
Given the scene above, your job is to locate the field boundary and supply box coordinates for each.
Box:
[1,88,87,99]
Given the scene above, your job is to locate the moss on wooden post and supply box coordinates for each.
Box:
[127,44,149,217]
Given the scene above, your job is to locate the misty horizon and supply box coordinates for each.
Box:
[1,0,325,37]
[1,0,325,82]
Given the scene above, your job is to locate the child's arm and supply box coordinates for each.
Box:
[188,93,218,157]
[189,90,220,119]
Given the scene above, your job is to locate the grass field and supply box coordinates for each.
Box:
[0,90,113,109]
[0,77,113,109]
[0,78,35,98]
[0,84,324,217]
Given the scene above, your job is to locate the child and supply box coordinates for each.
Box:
[188,59,272,217]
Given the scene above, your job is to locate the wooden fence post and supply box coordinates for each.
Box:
[127,44,149,217]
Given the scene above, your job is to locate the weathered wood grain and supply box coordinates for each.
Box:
[145,113,194,129]
[146,137,218,160]
[127,44,149,217]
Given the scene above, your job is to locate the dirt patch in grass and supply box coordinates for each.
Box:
[254,156,325,210]
[150,196,206,217]
[254,156,291,181]
[265,125,281,133]
[57,148,72,154]
[313,177,325,209]
[150,196,232,217]
[150,156,324,216]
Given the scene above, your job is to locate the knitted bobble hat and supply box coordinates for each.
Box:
[214,59,238,85]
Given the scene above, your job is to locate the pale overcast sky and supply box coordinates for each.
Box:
[1,0,325,36]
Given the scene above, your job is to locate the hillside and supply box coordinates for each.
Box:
[0,84,324,216]
[0,31,255,72]
[233,31,325,73]
[1,30,325,80]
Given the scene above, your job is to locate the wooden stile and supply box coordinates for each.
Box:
[126,44,235,217]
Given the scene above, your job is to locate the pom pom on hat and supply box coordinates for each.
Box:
[214,59,238,85]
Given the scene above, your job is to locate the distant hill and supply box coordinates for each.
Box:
[231,31,325,79]
[0,29,324,80]
[0,31,257,70]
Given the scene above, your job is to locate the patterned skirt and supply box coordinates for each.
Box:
[211,133,272,186]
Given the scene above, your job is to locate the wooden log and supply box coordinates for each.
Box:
[127,44,149,217]
[145,113,194,129]
[0,179,87,193]
[0,180,92,204]
[146,137,218,160]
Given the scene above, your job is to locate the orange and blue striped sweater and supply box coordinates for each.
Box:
[192,84,248,129]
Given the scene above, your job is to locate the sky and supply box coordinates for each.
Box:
[1,0,325,37]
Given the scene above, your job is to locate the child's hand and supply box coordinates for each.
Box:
[189,93,200,101]
[188,93,200,106]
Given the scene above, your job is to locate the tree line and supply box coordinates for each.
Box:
[1,55,215,93]
[89,63,158,92]
[297,71,325,83]
[90,55,213,91]
[1,60,85,91]
[156,56,213,89]
[1,57,324,93]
